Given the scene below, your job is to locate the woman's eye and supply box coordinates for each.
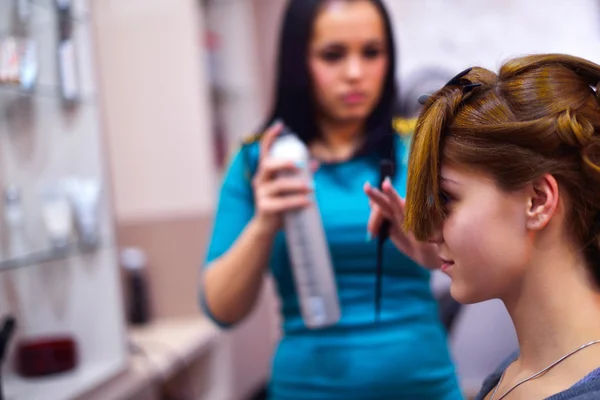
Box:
[320,50,345,63]
[440,192,453,205]
[363,47,383,59]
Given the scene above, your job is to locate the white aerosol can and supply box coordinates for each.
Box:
[269,127,341,329]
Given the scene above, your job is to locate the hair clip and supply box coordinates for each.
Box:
[446,67,473,86]
[462,82,482,93]
[417,67,480,105]
[417,94,431,105]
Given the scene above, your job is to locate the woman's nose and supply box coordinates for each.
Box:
[345,56,364,80]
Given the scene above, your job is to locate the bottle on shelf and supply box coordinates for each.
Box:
[3,186,30,259]
[120,247,152,325]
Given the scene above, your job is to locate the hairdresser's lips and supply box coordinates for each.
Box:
[341,91,367,105]
[440,257,455,273]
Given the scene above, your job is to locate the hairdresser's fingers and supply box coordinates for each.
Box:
[366,194,393,221]
[390,225,412,249]
[259,176,312,198]
[365,182,415,252]
[310,159,320,173]
[265,195,312,213]
[253,158,297,185]
[367,206,385,238]
[382,178,406,224]
[259,121,284,162]
[364,182,394,218]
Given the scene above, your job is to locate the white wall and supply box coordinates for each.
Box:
[387,0,600,86]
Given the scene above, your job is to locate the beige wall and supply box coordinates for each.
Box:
[92,1,277,399]
[93,0,216,223]
[252,0,287,117]
[205,0,269,151]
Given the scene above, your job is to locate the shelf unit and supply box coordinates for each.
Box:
[0,1,127,399]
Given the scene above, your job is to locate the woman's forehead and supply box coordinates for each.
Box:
[440,164,492,185]
[312,1,384,43]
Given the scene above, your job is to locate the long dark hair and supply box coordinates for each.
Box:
[262,0,399,158]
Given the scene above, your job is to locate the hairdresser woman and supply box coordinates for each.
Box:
[200,1,462,399]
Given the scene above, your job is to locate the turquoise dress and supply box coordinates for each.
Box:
[202,134,463,400]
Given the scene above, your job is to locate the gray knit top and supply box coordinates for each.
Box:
[475,353,600,400]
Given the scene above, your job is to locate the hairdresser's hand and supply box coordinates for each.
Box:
[251,122,315,235]
[364,178,441,270]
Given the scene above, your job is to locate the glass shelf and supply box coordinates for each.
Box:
[0,238,111,272]
[0,82,97,104]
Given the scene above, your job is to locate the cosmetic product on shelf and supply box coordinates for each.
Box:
[120,247,151,325]
[41,186,73,252]
[64,178,101,249]
[18,38,37,91]
[55,0,80,103]
[0,37,20,85]
[16,335,78,378]
[3,186,30,259]
[0,36,38,90]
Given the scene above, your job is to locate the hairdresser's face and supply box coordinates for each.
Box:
[430,164,531,304]
[308,1,389,124]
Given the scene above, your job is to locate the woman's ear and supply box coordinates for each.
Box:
[525,173,559,231]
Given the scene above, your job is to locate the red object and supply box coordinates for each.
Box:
[16,336,78,377]
[204,31,220,50]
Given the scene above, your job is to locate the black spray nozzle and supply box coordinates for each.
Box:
[375,159,395,321]
[377,159,395,241]
[279,126,294,137]
[378,160,395,189]
[275,119,295,138]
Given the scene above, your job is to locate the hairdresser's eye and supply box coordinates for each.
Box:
[363,47,384,60]
[320,48,346,63]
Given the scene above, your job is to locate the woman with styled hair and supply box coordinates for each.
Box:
[367,54,600,399]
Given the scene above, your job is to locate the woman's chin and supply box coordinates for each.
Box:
[333,108,372,123]
[449,282,491,305]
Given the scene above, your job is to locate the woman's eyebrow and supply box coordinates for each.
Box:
[440,176,459,185]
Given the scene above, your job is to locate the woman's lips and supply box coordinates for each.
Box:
[440,258,455,272]
[342,92,367,105]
